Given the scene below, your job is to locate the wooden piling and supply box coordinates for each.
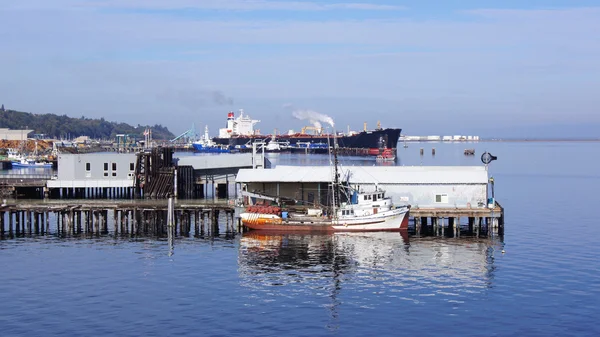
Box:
[9,211,14,234]
[0,211,4,238]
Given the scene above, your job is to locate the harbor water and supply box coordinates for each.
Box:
[1,141,599,336]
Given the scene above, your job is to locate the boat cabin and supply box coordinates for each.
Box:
[338,188,394,218]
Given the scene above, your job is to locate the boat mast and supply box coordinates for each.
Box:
[329,131,340,220]
[333,132,340,207]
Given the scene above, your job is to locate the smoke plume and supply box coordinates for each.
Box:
[284,105,335,129]
[157,88,234,109]
[212,91,234,105]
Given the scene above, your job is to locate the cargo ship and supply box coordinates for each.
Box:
[212,110,401,157]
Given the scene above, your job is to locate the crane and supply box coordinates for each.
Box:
[170,124,198,143]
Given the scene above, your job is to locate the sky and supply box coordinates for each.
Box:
[0,0,599,138]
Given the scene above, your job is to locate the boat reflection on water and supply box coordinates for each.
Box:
[239,231,502,277]
[238,230,503,327]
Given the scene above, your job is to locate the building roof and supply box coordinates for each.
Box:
[176,153,255,170]
[236,165,489,184]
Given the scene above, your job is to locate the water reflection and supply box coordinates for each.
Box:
[238,231,503,326]
[1,167,55,175]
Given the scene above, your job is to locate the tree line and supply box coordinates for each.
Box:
[0,109,175,140]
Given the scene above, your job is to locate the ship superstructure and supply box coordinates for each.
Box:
[218,109,261,138]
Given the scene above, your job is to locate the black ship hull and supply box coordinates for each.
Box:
[212,128,401,151]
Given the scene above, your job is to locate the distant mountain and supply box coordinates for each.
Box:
[0,109,175,140]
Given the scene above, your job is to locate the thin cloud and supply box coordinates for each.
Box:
[1,3,599,134]
[80,0,405,11]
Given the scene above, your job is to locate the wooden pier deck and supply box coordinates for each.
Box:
[0,200,237,238]
[0,198,505,239]
[409,202,504,237]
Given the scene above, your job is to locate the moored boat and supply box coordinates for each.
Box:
[11,158,53,168]
[240,189,410,232]
[192,125,231,153]
[213,109,401,156]
[239,135,410,232]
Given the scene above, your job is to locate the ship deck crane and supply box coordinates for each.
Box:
[300,126,323,135]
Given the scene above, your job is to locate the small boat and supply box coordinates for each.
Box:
[192,143,231,153]
[192,125,231,153]
[257,135,291,153]
[240,135,411,232]
[11,158,53,168]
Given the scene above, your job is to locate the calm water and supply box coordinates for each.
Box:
[1,141,599,336]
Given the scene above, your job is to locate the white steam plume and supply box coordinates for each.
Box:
[290,109,335,129]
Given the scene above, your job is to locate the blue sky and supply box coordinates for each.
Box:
[1,0,599,138]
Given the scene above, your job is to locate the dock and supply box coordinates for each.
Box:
[0,199,502,239]
[0,200,237,238]
[1,146,505,240]
[409,202,504,237]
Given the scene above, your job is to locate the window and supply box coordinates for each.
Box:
[112,172,117,177]
[364,195,368,201]
[130,163,135,171]
[435,194,449,203]
[85,163,90,171]
[104,172,108,177]
[104,163,108,171]
[112,163,117,171]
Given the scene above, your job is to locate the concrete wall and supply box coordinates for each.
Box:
[351,183,487,208]
[245,182,487,209]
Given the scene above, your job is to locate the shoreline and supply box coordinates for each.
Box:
[401,138,600,143]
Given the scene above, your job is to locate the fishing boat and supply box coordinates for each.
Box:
[9,141,53,168]
[239,135,411,232]
[11,158,53,168]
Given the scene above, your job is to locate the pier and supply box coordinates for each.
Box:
[0,199,503,239]
[409,202,504,237]
[0,200,237,238]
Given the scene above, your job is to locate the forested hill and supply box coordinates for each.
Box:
[0,108,175,140]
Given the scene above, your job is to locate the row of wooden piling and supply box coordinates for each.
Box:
[412,216,503,237]
[52,187,135,199]
[0,205,238,238]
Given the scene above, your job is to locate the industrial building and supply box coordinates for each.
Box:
[47,153,137,189]
[235,165,490,209]
[0,128,33,141]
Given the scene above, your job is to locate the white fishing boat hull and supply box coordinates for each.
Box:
[11,160,53,168]
[240,206,410,232]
